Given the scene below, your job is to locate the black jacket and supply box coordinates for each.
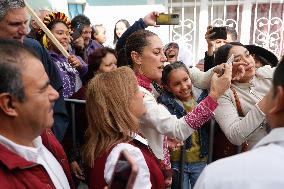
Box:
[24,37,69,142]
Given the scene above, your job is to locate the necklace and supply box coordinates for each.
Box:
[135,71,152,92]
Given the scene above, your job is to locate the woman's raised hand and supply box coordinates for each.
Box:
[209,63,232,101]
[205,26,215,55]
[143,11,160,26]
[68,55,83,70]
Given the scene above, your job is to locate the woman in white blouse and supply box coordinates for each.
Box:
[214,42,276,150]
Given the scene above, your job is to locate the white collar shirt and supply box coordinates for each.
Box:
[194,127,284,189]
[0,135,70,189]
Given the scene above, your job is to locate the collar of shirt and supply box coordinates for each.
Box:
[134,133,148,146]
[0,135,43,163]
[253,127,284,148]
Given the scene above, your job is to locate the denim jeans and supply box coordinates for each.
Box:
[171,161,206,189]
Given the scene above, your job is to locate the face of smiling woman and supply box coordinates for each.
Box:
[48,22,70,52]
[229,45,256,83]
[165,43,179,63]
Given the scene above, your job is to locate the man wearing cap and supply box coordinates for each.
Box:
[71,26,88,63]
[71,14,102,56]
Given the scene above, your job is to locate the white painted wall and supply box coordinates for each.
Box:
[49,0,69,16]
[84,4,171,47]
[26,0,69,16]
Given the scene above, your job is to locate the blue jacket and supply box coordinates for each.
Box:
[157,91,209,158]
[24,37,69,142]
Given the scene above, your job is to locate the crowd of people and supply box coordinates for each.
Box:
[0,0,283,189]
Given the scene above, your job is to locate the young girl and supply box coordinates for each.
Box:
[157,62,208,189]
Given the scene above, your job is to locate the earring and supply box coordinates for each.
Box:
[138,63,145,76]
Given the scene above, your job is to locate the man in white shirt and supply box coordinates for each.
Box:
[194,58,284,189]
[0,39,73,188]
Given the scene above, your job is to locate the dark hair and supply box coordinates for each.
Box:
[0,0,25,21]
[125,30,158,68]
[113,19,130,45]
[84,47,117,83]
[0,39,40,102]
[254,55,272,67]
[161,61,189,86]
[49,20,68,31]
[214,42,244,65]
[116,48,128,67]
[71,14,91,29]
[227,27,238,41]
[272,57,284,95]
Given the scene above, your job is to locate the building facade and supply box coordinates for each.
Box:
[28,0,283,63]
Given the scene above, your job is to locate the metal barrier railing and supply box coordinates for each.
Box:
[64,98,240,164]
[64,98,86,149]
[208,119,215,163]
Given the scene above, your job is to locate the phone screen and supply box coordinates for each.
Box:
[210,27,227,40]
[109,150,138,189]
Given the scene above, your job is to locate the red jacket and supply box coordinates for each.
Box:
[87,140,165,189]
[0,129,75,189]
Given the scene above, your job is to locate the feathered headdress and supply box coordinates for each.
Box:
[43,12,71,29]
[38,12,72,48]
[38,12,71,37]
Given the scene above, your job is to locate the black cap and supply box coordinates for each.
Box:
[72,27,83,42]
[245,45,278,67]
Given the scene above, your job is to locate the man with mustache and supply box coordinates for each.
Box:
[0,39,74,188]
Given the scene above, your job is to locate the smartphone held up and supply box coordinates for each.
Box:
[210,26,227,40]
[156,13,180,25]
[219,54,234,76]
